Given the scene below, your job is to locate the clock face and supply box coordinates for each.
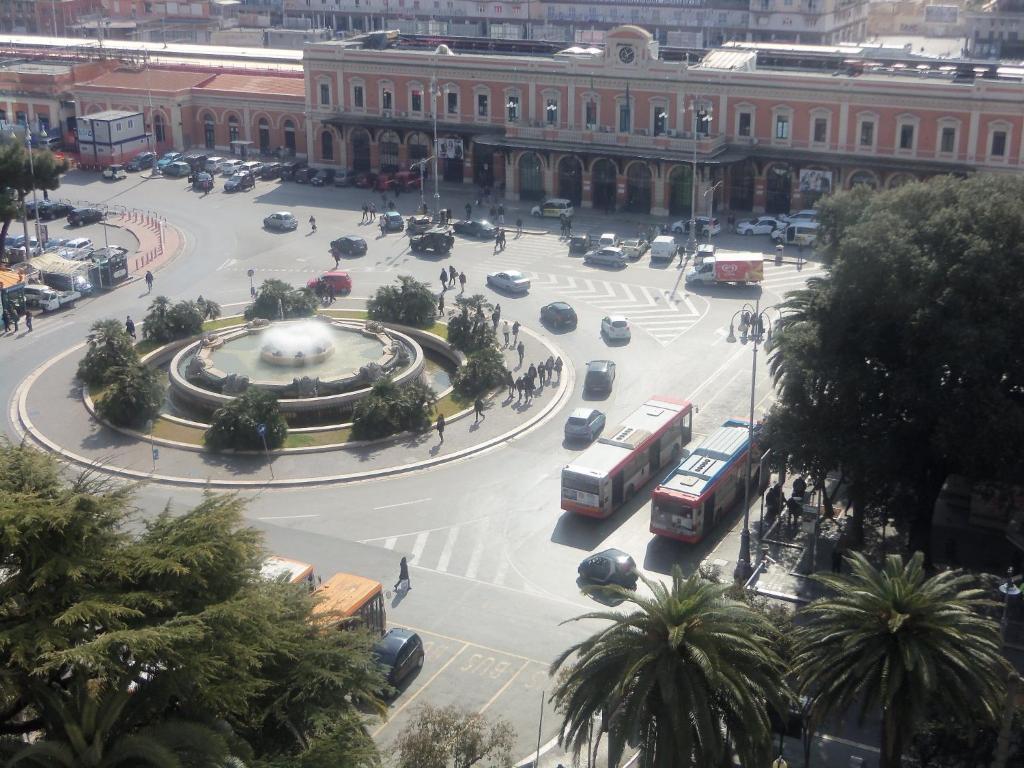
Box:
[618,45,636,64]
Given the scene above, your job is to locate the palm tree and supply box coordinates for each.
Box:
[793,552,1011,768]
[6,679,233,768]
[550,568,787,768]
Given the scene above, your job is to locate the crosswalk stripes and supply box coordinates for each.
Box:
[366,517,517,590]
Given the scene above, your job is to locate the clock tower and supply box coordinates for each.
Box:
[603,25,658,68]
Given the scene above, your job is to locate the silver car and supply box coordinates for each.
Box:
[486,270,531,294]
[583,246,628,268]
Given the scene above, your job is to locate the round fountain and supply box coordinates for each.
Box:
[167,316,427,420]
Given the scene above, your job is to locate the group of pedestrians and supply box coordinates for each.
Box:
[2,306,31,334]
[439,265,467,292]
[493,228,508,252]
[559,214,573,237]
[764,475,808,528]
[500,319,522,348]
[359,202,379,223]
[506,356,561,403]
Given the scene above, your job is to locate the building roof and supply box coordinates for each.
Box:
[0,269,25,290]
[78,109,141,121]
[196,72,306,97]
[77,68,210,93]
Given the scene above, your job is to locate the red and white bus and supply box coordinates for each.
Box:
[649,418,761,543]
[561,396,693,519]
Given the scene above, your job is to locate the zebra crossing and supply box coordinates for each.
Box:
[360,516,536,594]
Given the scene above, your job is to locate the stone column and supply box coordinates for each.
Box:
[651,168,667,217]
[505,152,519,201]
[752,174,766,214]
[170,103,184,150]
[463,141,474,184]
[581,163,593,209]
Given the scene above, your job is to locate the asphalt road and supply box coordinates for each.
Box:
[0,169,835,761]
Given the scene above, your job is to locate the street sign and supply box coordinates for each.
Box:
[256,423,266,438]
[152,447,159,461]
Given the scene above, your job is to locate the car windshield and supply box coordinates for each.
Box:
[611,320,627,327]
[567,417,586,427]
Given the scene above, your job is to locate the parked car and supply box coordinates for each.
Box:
[619,238,649,260]
[330,235,368,258]
[380,211,405,232]
[293,166,315,184]
[63,237,95,254]
[671,216,721,236]
[486,270,530,294]
[204,156,227,173]
[334,169,355,187]
[568,232,592,255]
[583,360,616,394]
[23,283,77,312]
[372,628,424,689]
[393,170,422,190]
[156,151,182,170]
[308,270,352,295]
[39,201,73,221]
[67,207,104,227]
[102,164,127,181]
[540,301,578,330]
[193,171,214,192]
[530,198,574,218]
[600,315,631,341]
[162,161,192,178]
[598,233,618,248]
[219,159,244,177]
[259,162,284,180]
[406,214,433,235]
[240,160,263,176]
[374,172,395,192]
[126,151,157,171]
[736,216,784,236]
[263,211,298,231]
[279,161,306,181]
[183,152,209,172]
[577,548,638,588]
[224,171,255,192]
[452,219,498,239]
[583,246,628,269]
[310,169,335,187]
[564,407,606,442]
[354,171,378,189]
[782,209,817,223]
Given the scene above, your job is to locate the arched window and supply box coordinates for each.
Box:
[258,119,270,154]
[153,112,165,142]
[321,130,334,161]
[203,114,215,149]
[283,119,296,154]
[228,115,240,144]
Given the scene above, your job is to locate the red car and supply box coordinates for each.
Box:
[307,270,352,295]
[375,173,396,192]
[394,170,422,191]
[354,172,377,189]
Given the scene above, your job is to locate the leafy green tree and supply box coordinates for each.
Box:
[351,378,437,440]
[793,552,1011,768]
[204,388,287,452]
[393,704,515,768]
[367,275,436,328]
[453,346,505,398]
[767,175,1024,553]
[447,295,495,354]
[142,297,206,343]
[95,363,163,429]
[77,319,139,387]
[246,279,318,322]
[0,140,68,253]
[550,567,786,768]
[196,296,222,321]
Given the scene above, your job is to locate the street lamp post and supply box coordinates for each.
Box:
[704,179,723,240]
[687,101,712,254]
[430,76,442,219]
[725,299,780,581]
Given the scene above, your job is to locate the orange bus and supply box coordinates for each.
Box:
[260,555,314,585]
[310,572,387,637]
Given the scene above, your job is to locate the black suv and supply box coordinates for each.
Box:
[293,166,315,184]
[583,360,616,394]
[126,151,157,171]
[67,207,104,227]
[568,233,593,255]
[410,227,455,256]
[39,201,73,220]
[540,301,578,330]
[259,162,283,180]
[224,172,255,192]
[330,235,368,257]
[279,161,305,181]
[310,169,335,186]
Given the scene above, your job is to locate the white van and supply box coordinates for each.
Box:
[530,198,574,219]
[598,233,618,248]
[773,221,819,247]
[220,159,244,176]
[23,283,62,311]
[241,160,263,176]
[650,235,677,263]
[204,156,226,173]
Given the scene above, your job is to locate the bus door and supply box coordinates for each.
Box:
[649,441,661,474]
[704,492,717,526]
[612,471,624,506]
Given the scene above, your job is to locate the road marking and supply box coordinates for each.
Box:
[374,497,431,510]
[464,518,489,580]
[639,286,659,305]
[373,643,470,736]
[256,513,320,520]
[384,536,397,550]
[479,659,532,714]
[620,284,636,302]
[436,525,460,572]
[401,626,548,666]
[410,531,428,563]
[493,552,509,586]
[216,258,236,271]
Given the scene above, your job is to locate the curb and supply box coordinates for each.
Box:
[14,328,573,489]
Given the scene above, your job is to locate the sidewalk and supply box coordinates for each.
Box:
[106,207,183,278]
[16,326,571,487]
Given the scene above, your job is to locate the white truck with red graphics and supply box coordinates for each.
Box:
[685,251,765,286]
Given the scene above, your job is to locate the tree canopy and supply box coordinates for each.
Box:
[367,276,437,328]
[0,140,68,253]
[246,280,318,322]
[0,441,384,766]
[766,174,1024,552]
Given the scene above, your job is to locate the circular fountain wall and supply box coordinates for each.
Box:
[168,317,425,418]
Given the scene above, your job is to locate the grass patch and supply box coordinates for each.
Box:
[319,309,448,339]
[151,418,206,445]
[135,339,161,356]
[285,427,352,448]
[434,390,474,419]
[203,316,246,331]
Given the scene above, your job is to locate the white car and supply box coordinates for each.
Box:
[101,164,127,180]
[619,238,649,259]
[736,216,783,236]
[782,209,817,223]
[486,270,530,294]
[670,216,721,237]
[263,211,298,231]
[599,233,618,248]
[220,159,244,176]
[601,315,631,341]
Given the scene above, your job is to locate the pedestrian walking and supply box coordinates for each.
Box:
[440,268,449,290]
[498,204,504,218]
[145,270,154,293]
[474,397,485,423]
[448,265,457,285]
[438,293,445,316]
[524,377,535,401]
[515,376,524,402]
[554,356,563,381]
[489,205,497,221]
[494,230,502,253]
[379,217,386,236]
[327,283,336,305]
[24,309,32,332]
[792,475,807,501]
[125,315,136,340]
[786,496,802,527]
[516,217,523,236]
[370,202,377,220]
[502,320,510,347]
[10,310,18,332]
[545,356,554,381]
[528,363,537,383]
[499,229,507,249]
[436,413,445,444]
[505,369,515,398]
[565,218,572,236]
[491,310,499,331]
[361,202,368,222]
[765,482,783,521]
[309,215,317,233]
[459,271,467,293]
[465,202,472,220]
[516,340,525,367]
[512,320,521,344]
[2,310,9,334]
[394,556,411,593]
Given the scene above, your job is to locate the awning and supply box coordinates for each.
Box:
[31,253,92,277]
